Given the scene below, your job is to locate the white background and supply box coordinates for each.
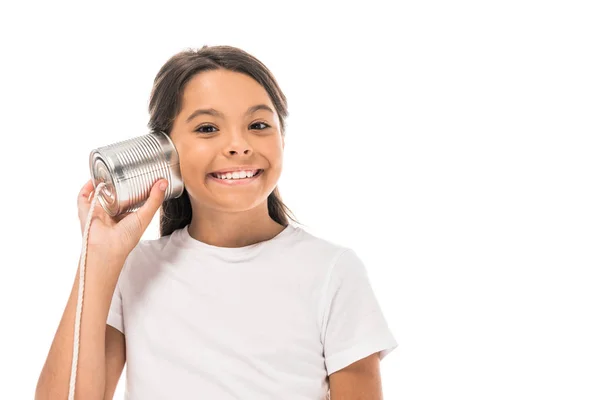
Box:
[1,0,598,399]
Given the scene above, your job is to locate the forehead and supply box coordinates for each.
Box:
[181,69,273,113]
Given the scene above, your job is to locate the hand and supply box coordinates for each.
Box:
[77,179,168,261]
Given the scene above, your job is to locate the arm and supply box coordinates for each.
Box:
[329,353,383,400]
[35,253,126,400]
[321,249,397,399]
[103,325,126,400]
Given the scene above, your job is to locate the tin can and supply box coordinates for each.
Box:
[89,131,184,217]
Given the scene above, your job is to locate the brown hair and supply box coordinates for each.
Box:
[147,45,297,237]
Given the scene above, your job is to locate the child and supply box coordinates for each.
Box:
[36,45,397,399]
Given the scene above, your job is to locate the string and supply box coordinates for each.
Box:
[68,182,106,400]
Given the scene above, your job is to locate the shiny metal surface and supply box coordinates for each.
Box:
[89,131,184,217]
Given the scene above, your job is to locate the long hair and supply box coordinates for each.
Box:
[147,45,297,237]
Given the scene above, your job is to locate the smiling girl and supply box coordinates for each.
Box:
[36,45,397,400]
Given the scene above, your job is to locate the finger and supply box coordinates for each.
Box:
[136,179,168,226]
[78,180,95,205]
[122,179,167,231]
[78,179,95,197]
[77,181,93,222]
[78,181,105,223]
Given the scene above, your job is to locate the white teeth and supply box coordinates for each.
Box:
[215,170,259,180]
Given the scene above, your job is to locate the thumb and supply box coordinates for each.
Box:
[136,179,168,227]
[121,179,168,236]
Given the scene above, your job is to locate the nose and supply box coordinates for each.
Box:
[224,130,253,157]
[227,148,252,156]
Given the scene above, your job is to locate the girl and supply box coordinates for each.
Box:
[36,45,398,399]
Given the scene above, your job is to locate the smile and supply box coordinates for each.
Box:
[207,169,264,185]
[209,169,263,180]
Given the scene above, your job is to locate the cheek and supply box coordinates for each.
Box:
[263,137,284,165]
[265,148,284,182]
[179,146,213,184]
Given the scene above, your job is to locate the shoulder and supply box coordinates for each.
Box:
[287,224,361,272]
[118,229,182,283]
[128,232,176,263]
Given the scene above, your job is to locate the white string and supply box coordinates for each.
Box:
[68,182,106,400]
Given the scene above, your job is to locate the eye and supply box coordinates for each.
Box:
[195,125,218,134]
[250,122,270,130]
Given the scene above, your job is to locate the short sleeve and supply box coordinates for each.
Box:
[106,258,128,334]
[320,249,398,375]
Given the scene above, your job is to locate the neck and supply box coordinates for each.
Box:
[187,199,286,248]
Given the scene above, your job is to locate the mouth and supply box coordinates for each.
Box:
[208,169,264,181]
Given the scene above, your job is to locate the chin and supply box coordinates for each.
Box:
[216,193,267,209]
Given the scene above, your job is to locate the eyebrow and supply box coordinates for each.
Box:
[185,104,275,123]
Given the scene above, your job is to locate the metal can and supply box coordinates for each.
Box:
[89,131,184,217]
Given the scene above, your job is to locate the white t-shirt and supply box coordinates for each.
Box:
[107,223,397,399]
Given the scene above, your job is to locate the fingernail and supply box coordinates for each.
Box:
[159,181,167,191]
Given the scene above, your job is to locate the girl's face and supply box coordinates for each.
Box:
[169,69,284,214]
